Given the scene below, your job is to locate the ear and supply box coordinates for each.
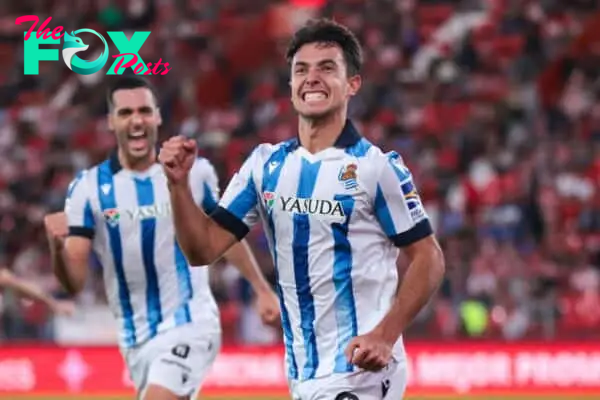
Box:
[156,107,163,127]
[347,74,361,97]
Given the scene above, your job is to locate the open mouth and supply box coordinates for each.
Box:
[127,130,149,151]
[302,91,328,103]
[127,130,148,140]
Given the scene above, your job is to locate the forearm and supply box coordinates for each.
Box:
[376,250,445,343]
[49,239,79,295]
[168,182,216,265]
[5,274,58,309]
[223,240,271,294]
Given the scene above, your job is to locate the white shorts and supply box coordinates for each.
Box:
[289,359,408,400]
[122,322,221,399]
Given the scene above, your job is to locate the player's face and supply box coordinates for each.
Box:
[290,43,361,120]
[108,87,161,163]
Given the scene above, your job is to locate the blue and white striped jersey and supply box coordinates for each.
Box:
[65,153,221,349]
[211,120,433,381]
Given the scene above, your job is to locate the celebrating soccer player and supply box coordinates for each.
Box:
[160,19,445,400]
[44,76,279,400]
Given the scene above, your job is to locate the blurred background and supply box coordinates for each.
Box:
[0,0,599,397]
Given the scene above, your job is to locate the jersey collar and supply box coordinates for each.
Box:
[289,119,362,151]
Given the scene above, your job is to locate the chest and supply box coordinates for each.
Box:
[93,173,175,230]
[259,156,372,227]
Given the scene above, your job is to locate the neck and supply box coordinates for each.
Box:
[118,148,156,172]
[298,110,347,154]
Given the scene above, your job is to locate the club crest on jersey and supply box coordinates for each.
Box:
[263,191,276,210]
[338,163,358,190]
[103,208,120,227]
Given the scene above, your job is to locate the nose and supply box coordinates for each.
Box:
[305,67,321,86]
[131,113,143,126]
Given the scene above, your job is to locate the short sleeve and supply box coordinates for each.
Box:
[210,146,263,241]
[65,171,95,239]
[373,152,433,247]
[190,158,220,214]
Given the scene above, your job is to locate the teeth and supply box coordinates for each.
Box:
[129,131,146,138]
[304,92,326,102]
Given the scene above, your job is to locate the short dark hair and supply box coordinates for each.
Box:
[285,18,363,76]
[106,76,158,109]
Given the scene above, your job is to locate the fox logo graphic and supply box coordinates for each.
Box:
[62,29,109,75]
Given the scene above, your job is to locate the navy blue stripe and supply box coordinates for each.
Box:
[293,158,320,380]
[97,162,136,346]
[174,241,192,325]
[133,177,162,338]
[391,219,433,247]
[261,146,298,379]
[332,194,358,373]
[211,206,250,240]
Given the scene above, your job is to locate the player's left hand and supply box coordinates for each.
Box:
[344,330,394,372]
[255,289,280,327]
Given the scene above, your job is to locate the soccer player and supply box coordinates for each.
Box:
[159,19,445,400]
[43,76,280,400]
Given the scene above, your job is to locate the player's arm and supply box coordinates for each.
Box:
[45,173,94,295]
[371,154,445,343]
[162,138,261,266]
[197,160,274,296]
[0,268,74,315]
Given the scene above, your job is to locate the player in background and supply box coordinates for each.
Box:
[0,267,75,316]
[43,76,280,400]
[159,19,445,400]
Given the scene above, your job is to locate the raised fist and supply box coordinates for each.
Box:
[158,136,197,184]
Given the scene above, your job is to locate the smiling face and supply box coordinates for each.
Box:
[108,87,161,165]
[290,42,361,121]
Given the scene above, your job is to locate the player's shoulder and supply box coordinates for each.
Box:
[244,141,291,169]
[191,156,216,173]
[364,145,407,166]
[355,145,412,180]
[254,141,288,159]
[66,165,99,198]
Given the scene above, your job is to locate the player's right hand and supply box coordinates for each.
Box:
[44,212,68,244]
[159,136,197,184]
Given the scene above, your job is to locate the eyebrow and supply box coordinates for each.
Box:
[294,59,338,68]
[116,106,153,114]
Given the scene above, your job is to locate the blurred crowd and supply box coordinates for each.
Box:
[0,0,598,345]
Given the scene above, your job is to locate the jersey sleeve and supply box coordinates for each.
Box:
[64,171,95,239]
[190,158,221,214]
[373,152,433,247]
[210,146,263,241]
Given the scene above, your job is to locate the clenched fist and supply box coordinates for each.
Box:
[158,136,197,184]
